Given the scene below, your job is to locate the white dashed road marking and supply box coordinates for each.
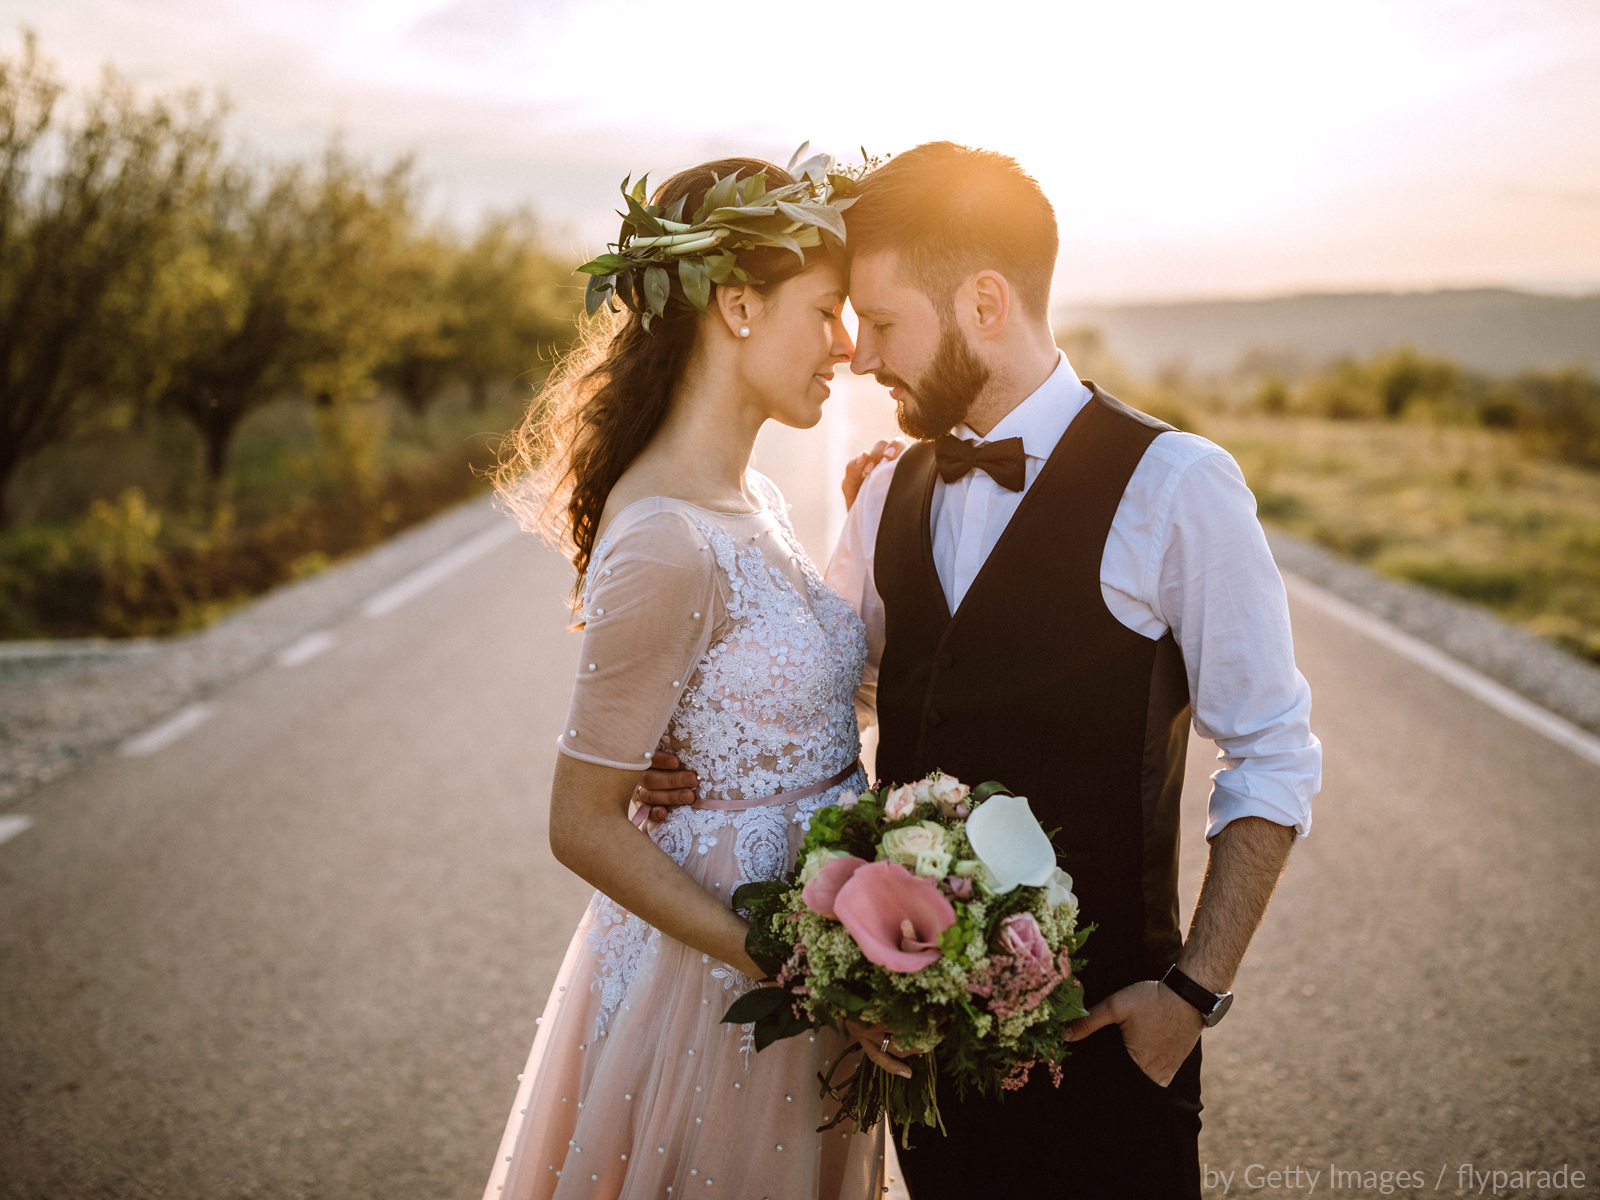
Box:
[0,814,33,846]
[362,520,519,619]
[1284,571,1600,769]
[277,630,338,667]
[119,703,217,757]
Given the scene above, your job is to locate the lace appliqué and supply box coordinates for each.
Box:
[663,509,866,808]
[583,893,658,1038]
[710,962,759,1068]
[652,768,864,888]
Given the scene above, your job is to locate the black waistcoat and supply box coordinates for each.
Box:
[874,383,1192,1004]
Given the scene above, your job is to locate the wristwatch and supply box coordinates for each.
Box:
[1161,965,1233,1027]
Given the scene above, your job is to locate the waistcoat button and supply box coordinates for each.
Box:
[926,710,942,726]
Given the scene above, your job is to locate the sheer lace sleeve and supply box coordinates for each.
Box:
[556,504,721,771]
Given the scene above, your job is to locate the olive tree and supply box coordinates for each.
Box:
[0,33,220,524]
[154,150,424,482]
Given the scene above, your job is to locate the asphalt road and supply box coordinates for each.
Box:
[2,378,1597,1199]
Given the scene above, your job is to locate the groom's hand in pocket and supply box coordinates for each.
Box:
[636,751,700,823]
[1064,980,1204,1088]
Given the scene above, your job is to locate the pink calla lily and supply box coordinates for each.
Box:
[833,861,957,973]
[801,855,866,918]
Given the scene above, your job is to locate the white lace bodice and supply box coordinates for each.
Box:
[555,473,868,1041]
[558,472,866,801]
[664,512,865,805]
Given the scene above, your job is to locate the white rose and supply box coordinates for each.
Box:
[878,821,945,867]
[914,848,953,878]
[798,847,855,885]
[926,773,971,817]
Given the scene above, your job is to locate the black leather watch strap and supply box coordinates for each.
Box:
[1161,965,1234,1027]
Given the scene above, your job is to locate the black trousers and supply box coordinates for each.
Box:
[896,1026,1203,1199]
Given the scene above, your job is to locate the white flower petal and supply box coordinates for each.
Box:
[965,794,1056,894]
[1044,867,1077,910]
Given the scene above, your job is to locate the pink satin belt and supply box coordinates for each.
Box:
[631,760,863,829]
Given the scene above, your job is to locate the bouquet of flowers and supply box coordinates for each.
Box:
[723,772,1091,1143]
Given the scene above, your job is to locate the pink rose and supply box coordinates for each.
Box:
[837,790,859,811]
[945,875,973,899]
[997,912,1051,967]
[883,784,917,820]
[833,861,957,973]
[926,773,971,818]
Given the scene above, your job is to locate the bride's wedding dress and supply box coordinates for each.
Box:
[484,472,885,1200]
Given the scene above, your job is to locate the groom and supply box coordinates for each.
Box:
[643,142,1321,1198]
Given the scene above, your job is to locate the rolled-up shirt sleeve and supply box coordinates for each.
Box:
[1146,447,1322,840]
[557,510,718,771]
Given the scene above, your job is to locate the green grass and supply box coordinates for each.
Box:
[1203,414,1600,664]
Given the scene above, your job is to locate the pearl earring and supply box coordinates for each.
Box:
[738,325,750,338]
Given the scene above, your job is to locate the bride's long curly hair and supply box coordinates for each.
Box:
[497,157,826,600]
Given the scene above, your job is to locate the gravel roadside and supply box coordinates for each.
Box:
[0,495,515,806]
[1266,528,1600,737]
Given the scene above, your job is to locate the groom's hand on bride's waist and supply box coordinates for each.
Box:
[637,751,700,823]
[1064,980,1205,1088]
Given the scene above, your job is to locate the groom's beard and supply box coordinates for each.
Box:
[878,320,992,441]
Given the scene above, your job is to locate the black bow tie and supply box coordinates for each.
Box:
[933,434,1027,492]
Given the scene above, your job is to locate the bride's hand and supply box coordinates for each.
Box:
[844,1018,919,1079]
[841,438,910,510]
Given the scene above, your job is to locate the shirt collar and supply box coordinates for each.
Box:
[954,350,1093,460]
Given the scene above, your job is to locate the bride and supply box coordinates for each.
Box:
[483,156,892,1200]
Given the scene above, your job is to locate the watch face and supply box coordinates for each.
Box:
[1205,991,1234,1027]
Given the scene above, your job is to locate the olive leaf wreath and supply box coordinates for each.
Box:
[576,143,887,330]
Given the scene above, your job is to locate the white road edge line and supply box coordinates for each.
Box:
[0,814,34,846]
[119,702,217,757]
[1283,571,1600,769]
[277,629,338,667]
[362,520,519,619]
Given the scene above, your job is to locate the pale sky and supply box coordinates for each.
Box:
[5,0,1598,304]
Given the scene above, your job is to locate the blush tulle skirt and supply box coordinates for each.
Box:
[482,780,886,1200]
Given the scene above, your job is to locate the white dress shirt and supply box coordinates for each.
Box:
[824,352,1321,840]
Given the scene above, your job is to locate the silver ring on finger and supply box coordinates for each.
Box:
[880,1036,892,1053]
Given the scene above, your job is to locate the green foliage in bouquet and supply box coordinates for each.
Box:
[725,773,1092,1147]
[574,143,866,331]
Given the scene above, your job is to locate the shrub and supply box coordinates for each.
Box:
[1513,368,1600,468]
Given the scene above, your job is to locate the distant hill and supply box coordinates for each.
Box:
[1054,288,1600,378]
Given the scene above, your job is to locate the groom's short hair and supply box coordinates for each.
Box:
[845,142,1057,319]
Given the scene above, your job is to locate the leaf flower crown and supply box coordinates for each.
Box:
[576,143,887,330]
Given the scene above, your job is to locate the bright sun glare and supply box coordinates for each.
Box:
[14,0,1600,300]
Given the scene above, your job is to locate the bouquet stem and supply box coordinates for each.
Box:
[816,1037,945,1147]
